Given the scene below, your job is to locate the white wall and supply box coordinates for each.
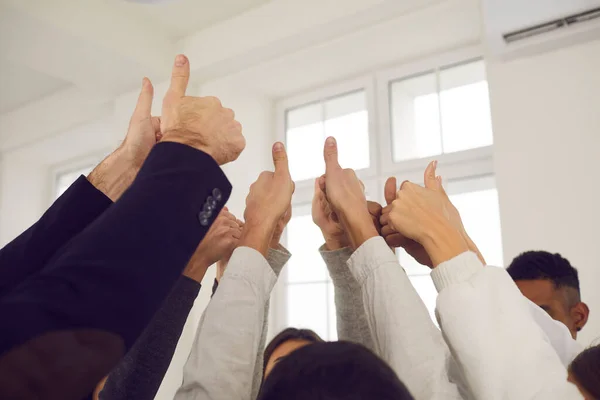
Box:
[488,38,600,345]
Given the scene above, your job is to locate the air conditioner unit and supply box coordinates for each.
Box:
[482,0,600,60]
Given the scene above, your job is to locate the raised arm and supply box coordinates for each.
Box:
[383,169,582,399]
[175,142,294,400]
[99,210,242,400]
[311,178,375,352]
[0,55,245,400]
[0,76,163,298]
[320,137,464,400]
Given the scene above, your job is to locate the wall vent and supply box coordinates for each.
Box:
[503,7,600,43]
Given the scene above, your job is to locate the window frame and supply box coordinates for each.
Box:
[275,75,379,194]
[375,45,493,179]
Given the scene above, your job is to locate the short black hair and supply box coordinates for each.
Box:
[507,251,581,296]
[569,344,600,399]
[262,328,323,378]
[257,341,414,400]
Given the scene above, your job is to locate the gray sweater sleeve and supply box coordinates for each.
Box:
[99,276,200,400]
[319,245,375,352]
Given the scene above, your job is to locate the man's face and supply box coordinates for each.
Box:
[515,279,578,338]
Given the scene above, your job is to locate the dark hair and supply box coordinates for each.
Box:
[262,328,323,378]
[257,341,414,400]
[569,344,600,399]
[507,251,581,298]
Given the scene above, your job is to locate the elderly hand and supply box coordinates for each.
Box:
[87,78,162,201]
[160,55,245,165]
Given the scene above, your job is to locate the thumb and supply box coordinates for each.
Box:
[424,160,441,191]
[132,78,154,120]
[165,54,190,101]
[384,177,397,205]
[272,142,290,176]
[323,136,340,172]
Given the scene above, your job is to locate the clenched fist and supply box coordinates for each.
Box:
[160,54,245,165]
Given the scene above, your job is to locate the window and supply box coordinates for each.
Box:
[389,59,493,162]
[54,165,94,199]
[285,90,370,182]
[276,48,502,337]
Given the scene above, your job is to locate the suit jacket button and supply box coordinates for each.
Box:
[198,210,212,222]
[199,217,210,227]
[203,202,215,213]
[207,196,217,207]
[212,188,222,202]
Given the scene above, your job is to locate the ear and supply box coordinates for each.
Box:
[571,302,590,332]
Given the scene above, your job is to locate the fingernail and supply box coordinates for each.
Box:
[326,136,336,147]
[273,142,283,151]
[175,55,187,67]
[142,77,148,87]
[433,160,438,168]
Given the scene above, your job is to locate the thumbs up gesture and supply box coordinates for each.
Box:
[160,54,246,165]
[240,142,295,256]
[320,137,378,249]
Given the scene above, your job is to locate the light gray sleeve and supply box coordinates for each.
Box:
[174,247,277,400]
[319,245,375,352]
[249,245,291,400]
[433,252,582,400]
[348,237,463,400]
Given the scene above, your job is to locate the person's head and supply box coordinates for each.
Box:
[507,251,589,338]
[568,344,600,400]
[263,328,323,379]
[258,341,414,400]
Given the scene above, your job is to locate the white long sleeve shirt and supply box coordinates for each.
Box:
[174,246,285,400]
[431,251,583,400]
[348,237,466,400]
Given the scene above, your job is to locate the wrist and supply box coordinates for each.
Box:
[340,210,378,250]
[87,149,138,202]
[182,263,210,283]
[240,218,277,257]
[323,233,349,251]
[161,133,215,162]
[422,224,469,267]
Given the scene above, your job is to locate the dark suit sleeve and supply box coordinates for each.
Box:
[0,142,231,400]
[99,276,200,400]
[0,176,112,298]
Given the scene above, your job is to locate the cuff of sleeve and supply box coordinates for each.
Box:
[267,245,291,277]
[176,275,202,298]
[225,246,277,293]
[430,251,483,293]
[347,236,398,285]
[319,245,354,283]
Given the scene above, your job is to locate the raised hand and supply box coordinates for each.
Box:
[312,178,349,250]
[240,142,295,256]
[183,208,243,283]
[88,79,161,201]
[160,54,245,165]
[321,137,378,249]
[380,166,468,267]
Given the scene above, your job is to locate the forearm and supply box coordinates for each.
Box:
[99,277,200,400]
[433,253,582,399]
[349,237,462,400]
[320,245,375,352]
[175,247,277,400]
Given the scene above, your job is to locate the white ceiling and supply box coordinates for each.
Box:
[109,0,272,38]
[0,59,68,114]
